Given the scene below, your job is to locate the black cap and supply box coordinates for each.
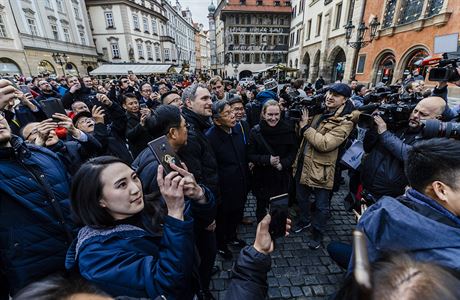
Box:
[329,83,352,98]
[72,111,93,126]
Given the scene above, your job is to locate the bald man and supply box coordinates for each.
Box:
[360,96,447,199]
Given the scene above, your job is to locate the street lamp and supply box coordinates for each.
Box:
[52,52,69,76]
[344,17,380,80]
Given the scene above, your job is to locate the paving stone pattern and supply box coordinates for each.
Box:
[210,187,356,299]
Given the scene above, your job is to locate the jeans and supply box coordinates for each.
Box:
[327,241,352,269]
[295,167,331,234]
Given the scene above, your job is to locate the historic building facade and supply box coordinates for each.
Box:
[2,0,98,77]
[211,0,291,79]
[287,0,306,79]
[194,23,211,77]
[355,0,458,91]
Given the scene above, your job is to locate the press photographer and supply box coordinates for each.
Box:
[360,96,446,201]
[291,83,356,249]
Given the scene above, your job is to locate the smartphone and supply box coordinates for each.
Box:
[268,193,289,240]
[18,84,31,95]
[40,98,67,122]
[148,135,182,175]
[140,103,148,109]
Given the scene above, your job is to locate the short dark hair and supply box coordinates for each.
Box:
[71,156,130,226]
[145,105,182,139]
[121,93,138,105]
[293,79,304,89]
[405,138,460,192]
[160,91,180,104]
[356,84,366,94]
[140,81,152,91]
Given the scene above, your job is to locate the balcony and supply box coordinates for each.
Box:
[160,35,175,43]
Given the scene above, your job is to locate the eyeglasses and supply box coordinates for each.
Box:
[121,80,129,84]
[24,128,38,141]
[76,117,95,126]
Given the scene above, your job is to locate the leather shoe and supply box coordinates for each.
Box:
[217,247,233,260]
[240,216,254,225]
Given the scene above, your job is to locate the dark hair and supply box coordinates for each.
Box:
[160,91,180,104]
[70,156,131,226]
[293,79,304,89]
[121,93,138,105]
[405,138,460,192]
[140,81,152,91]
[356,84,366,94]
[211,100,229,119]
[14,274,109,300]
[145,105,182,139]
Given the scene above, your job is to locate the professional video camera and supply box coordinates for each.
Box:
[358,102,416,130]
[422,54,460,82]
[285,92,325,120]
[421,119,460,140]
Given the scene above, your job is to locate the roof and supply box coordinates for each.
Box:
[89,64,177,76]
[222,5,291,13]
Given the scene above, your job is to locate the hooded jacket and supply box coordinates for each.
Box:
[350,189,460,273]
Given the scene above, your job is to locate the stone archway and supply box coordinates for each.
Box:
[396,45,430,81]
[302,52,310,81]
[328,47,346,83]
[65,62,79,76]
[372,50,396,85]
[0,57,22,75]
[311,50,321,82]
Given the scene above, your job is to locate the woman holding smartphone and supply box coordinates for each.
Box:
[248,100,297,222]
[66,156,202,299]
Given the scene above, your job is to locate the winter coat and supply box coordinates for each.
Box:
[0,137,74,295]
[350,189,460,273]
[293,102,355,190]
[125,111,153,158]
[34,90,62,103]
[179,108,219,198]
[248,120,297,199]
[65,215,195,299]
[205,125,249,212]
[225,246,271,300]
[61,86,97,109]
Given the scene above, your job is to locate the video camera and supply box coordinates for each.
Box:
[421,119,460,140]
[422,54,460,82]
[285,91,325,120]
[358,102,416,130]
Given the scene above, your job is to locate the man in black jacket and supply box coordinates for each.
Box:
[34,80,62,103]
[179,83,218,300]
[61,76,97,109]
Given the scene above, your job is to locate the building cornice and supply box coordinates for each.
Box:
[86,0,168,22]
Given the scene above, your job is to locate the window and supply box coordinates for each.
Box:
[334,3,342,29]
[45,0,53,9]
[79,29,86,45]
[63,27,70,42]
[275,0,280,6]
[110,42,120,58]
[306,19,312,40]
[234,34,239,45]
[73,6,80,19]
[296,28,301,45]
[164,48,170,61]
[137,41,144,59]
[133,14,140,30]
[143,17,149,32]
[51,24,59,39]
[316,14,322,37]
[27,18,38,36]
[426,0,444,17]
[357,54,366,74]
[255,53,261,63]
[382,0,397,28]
[152,19,158,34]
[155,45,161,61]
[0,15,7,38]
[146,44,153,60]
[234,53,240,64]
[56,0,64,12]
[245,35,250,45]
[398,0,424,24]
[105,12,114,28]
[257,0,263,5]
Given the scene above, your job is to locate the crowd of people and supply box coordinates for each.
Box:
[0,68,459,300]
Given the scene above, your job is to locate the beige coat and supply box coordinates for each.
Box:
[293,104,356,190]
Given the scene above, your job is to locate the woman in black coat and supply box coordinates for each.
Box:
[248,100,297,222]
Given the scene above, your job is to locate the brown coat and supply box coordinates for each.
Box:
[293,104,356,190]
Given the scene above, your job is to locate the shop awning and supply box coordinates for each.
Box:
[253,65,276,74]
[90,64,176,76]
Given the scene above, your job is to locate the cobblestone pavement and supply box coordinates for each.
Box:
[210,186,356,299]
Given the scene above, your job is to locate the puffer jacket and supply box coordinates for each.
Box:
[293,101,355,190]
[65,215,195,299]
[0,136,74,295]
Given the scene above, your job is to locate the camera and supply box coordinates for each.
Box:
[286,93,325,120]
[422,54,460,82]
[358,102,416,130]
[421,119,460,140]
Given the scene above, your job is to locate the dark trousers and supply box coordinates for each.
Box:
[216,205,244,249]
[256,196,270,223]
[195,228,217,291]
[327,241,352,269]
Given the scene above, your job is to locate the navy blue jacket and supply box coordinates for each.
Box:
[205,125,249,212]
[350,189,460,273]
[0,137,74,295]
[66,215,195,299]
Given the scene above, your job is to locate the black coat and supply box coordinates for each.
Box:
[125,112,152,158]
[205,125,249,212]
[248,120,297,200]
[61,87,97,109]
[179,108,219,199]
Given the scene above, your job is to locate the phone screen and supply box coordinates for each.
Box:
[148,135,182,175]
[40,98,67,122]
[269,193,289,240]
[140,103,148,109]
[19,84,31,95]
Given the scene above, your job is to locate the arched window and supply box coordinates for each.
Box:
[374,53,395,85]
[382,0,397,28]
[398,0,424,25]
[426,0,444,17]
